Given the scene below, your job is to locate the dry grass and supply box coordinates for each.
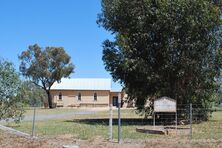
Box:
[3,108,222,143]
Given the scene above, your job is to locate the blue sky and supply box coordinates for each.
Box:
[0,0,121,90]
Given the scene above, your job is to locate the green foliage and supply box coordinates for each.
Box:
[19,44,74,108]
[211,91,222,105]
[21,81,46,107]
[0,59,25,123]
[98,0,222,119]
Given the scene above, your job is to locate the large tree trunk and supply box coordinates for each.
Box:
[46,90,53,108]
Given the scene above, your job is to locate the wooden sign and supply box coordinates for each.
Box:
[154,97,176,112]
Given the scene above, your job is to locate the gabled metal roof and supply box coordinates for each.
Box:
[51,78,111,91]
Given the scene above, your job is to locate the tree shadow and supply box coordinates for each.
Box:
[65,118,158,126]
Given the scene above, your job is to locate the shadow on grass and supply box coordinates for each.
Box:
[64,118,196,126]
[205,119,221,122]
[64,118,155,126]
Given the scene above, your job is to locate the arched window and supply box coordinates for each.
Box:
[78,92,81,101]
[59,92,62,100]
[94,93,97,101]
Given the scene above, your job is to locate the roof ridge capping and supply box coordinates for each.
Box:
[60,78,111,81]
[51,78,112,91]
[62,77,111,79]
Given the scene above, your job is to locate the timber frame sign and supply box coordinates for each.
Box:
[154,97,176,112]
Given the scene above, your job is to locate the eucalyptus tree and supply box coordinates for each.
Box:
[19,44,74,108]
[98,0,222,119]
[0,59,25,122]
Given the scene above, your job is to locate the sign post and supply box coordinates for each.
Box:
[154,97,177,129]
[118,93,121,144]
[154,97,176,112]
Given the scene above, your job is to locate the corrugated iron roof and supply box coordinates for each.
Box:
[51,78,111,90]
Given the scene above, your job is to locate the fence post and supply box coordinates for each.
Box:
[109,104,113,140]
[118,93,121,144]
[31,106,36,137]
[189,103,192,140]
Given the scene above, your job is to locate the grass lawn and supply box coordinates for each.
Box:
[192,111,222,139]
[5,108,222,140]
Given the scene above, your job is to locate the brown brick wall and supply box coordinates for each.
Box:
[50,90,110,107]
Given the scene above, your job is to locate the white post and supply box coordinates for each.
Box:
[118,93,121,144]
[109,104,113,140]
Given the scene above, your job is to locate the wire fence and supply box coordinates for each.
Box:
[141,104,192,139]
[107,103,222,141]
[4,103,222,143]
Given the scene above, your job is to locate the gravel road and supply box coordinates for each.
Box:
[23,111,96,121]
[0,111,96,123]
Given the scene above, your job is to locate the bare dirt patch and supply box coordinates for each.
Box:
[1,131,222,148]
